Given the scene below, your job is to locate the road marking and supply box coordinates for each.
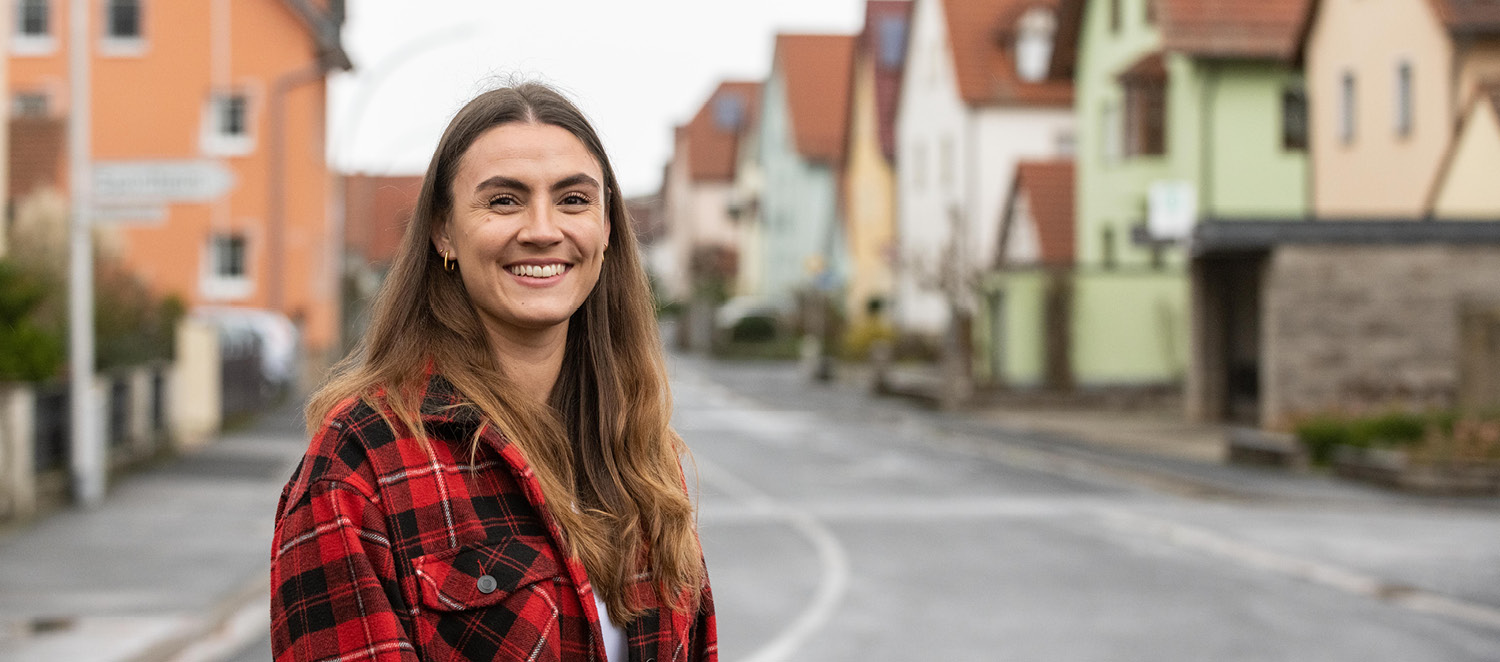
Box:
[1099,510,1500,632]
[695,457,851,662]
[700,496,1110,523]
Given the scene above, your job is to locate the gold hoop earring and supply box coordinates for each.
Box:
[443,251,455,272]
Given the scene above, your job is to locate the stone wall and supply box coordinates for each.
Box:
[1262,244,1500,427]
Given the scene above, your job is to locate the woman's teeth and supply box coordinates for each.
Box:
[508,264,565,278]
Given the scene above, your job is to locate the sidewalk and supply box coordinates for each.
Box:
[811,359,1500,507]
[0,402,306,662]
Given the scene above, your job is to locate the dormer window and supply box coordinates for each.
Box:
[713,93,745,131]
[878,16,908,69]
[1015,8,1057,83]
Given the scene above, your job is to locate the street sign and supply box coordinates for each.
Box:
[1148,180,1196,240]
[93,159,236,203]
[91,202,168,224]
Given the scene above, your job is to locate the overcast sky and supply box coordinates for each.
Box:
[329,0,868,197]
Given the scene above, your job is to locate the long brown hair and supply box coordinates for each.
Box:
[309,82,702,622]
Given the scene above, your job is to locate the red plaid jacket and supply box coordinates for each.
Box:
[270,375,717,662]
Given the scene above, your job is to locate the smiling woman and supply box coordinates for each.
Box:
[269,83,716,662]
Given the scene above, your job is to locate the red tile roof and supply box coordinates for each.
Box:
[684,81,762,183]
[1297,0,1500,62]
[1426,0,1500,35]
[861,1,913,161]
[1158,0,1313,61]
[942,0,1073,107]
[1009,160,1075,265]
[777,34,858,163]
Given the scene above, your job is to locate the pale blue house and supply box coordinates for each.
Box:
[756,33,857,306]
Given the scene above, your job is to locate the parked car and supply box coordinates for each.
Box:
[193,307,300,395]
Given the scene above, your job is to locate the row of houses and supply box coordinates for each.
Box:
[656,0,1500,431]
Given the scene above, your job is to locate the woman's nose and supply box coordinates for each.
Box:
[518,204,564,245]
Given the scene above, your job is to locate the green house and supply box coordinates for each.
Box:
[993,0,1311,391]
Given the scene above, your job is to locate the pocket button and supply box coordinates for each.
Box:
[476,574,498,594]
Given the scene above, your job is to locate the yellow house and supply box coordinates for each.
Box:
[1430,83,1500,217]
[841,0,910,327]
[1299,0,1500,217]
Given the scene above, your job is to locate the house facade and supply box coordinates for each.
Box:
[984,159,1074,387]
[757,33,855,307]
[1431,84,1500,217]
[841,1,910,327]
[659,81,759,304]
[893,0,1075,341]
[1057,0,1309,396]
[1301,0,1500,217]
[7,0,349,368]
[1184,0,1500,428]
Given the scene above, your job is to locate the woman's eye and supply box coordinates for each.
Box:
[488,195,519,207]
[561,193,592,207]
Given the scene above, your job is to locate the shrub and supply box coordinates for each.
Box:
[1295,416,1351,465]
[730,315,778,343]
[0,260,65,381]
[1349,411,1426,448]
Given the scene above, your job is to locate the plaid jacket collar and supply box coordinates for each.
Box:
[412,372,672,608]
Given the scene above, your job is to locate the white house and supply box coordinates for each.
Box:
[894,0,1075,337]
[659,81,761,303]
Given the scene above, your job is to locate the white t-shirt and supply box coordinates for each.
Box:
[594,593,627,662]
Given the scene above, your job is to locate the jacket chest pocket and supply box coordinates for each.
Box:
[412,536,566,662]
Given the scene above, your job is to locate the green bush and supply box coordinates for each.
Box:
[1349,411,1426,448]
[0,261,65,381]
[1295,416,1351,465]
[1297,410,1441,465]
[730,315,778,343]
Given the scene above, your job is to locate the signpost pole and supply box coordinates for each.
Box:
[68,0,102,507]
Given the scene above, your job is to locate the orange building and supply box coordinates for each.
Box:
[7,0,350,367]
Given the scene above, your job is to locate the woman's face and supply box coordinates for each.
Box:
[433,122,610,347]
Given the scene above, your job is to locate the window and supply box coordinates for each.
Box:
[878,16,908,69]
[1102,102,1122,164]
[1015,8,1057,83]
[713,93,745,131]
[204,232,251,299]
[204,91,253,155]
[13,92,48,117]
[913,143,927,190]
[212,234,247,279]
[1110,0,1122,33]
[106,0,141,39]
[940,137,954,188]
[1101,226,1117,269]
[13,0,55,55]
[219,94,248,136]
[1124,77,1167,156]
[1340,71,1356,145]
[1282,85,1308,151]
[1395,60,1413,138]
[18,0,47,36]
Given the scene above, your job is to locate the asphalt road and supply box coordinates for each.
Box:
[229,356,1500,661]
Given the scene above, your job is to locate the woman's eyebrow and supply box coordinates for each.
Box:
[472,173,600,194]
[551,173,601,192]
[473,175,526,193]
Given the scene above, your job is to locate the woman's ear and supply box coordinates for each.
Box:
[430,220,451,257]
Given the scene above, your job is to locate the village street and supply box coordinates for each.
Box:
[672,356,1500,662]
[3,352,1478,662]
[211,355,1500,662]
